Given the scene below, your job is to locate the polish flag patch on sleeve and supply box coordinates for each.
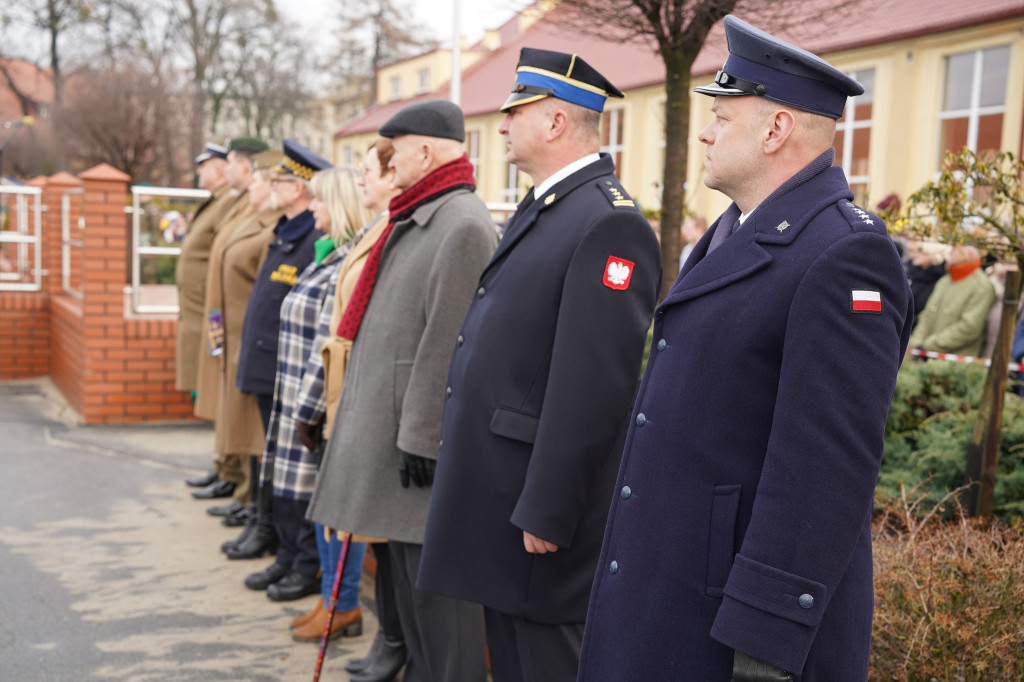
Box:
[851,289,882,313]
[604,256,635,290]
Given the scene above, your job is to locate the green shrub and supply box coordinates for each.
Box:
[879,361,1024,521]
[871,493,1024,680]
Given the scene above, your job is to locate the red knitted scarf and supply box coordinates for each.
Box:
[336,153,477,341]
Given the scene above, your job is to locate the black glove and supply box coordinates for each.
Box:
[398,450,436,488]
[732,651,793,682]
[294,420,322,453]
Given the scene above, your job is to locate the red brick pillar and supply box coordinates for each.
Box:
[77,164,132,422]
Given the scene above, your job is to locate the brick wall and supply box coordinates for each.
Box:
[2,164,193,424]
[0,292,49,379]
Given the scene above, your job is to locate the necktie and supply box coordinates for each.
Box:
[706,217,741,254]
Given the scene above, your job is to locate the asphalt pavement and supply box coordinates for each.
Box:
[0,378,378,681]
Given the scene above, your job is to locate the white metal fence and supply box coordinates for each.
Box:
[0,185,43,292]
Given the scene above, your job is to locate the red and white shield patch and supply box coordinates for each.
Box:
[603,256,635,291]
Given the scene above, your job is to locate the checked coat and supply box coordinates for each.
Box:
[262,222,374,500]
[577,152,914,681]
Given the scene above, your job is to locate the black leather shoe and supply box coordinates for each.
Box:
[221,507,251,527]
[206,500,245,517]
[222,518,256,553]
[266,570,320,602]
[348,638,407,682]
[185,470,218,488]
[225,522,278,560]
[244,562,288,590]
[345,628,384,673]
[191,479,236,499]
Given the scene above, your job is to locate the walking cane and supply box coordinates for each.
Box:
[312,529,352,682]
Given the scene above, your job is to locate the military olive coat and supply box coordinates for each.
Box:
[174,184,236,391]
[193,197,257,420]
[196,207,279,455]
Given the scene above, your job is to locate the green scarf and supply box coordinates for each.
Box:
[313,235,336,267]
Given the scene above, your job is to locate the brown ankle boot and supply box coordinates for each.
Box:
[291,605,363,642]
[289,599,325,629]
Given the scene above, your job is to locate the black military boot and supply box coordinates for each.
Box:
[226,481,277,560]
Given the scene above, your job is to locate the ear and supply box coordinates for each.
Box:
[546,108,570,142]
[763,109,796,154]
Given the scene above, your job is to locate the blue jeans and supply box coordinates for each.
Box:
[315,523,366,611]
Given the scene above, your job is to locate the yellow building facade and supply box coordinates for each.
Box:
[334,8,1024,229]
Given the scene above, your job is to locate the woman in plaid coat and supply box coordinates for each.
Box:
[253,167,375,632]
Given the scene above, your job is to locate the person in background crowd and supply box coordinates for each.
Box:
[578,15,912,681]
[679,215,708,272]
[983,260,1013,358]
[307,100,496,682]
[417,48,661,682]
[904,240,950,327]
[910,244,996,357]
[236,141,327,599]
[255,165,375,638]
[1012,307,1024,398]
[311,139,409,681]
[200,148,284,555]
[176,142,232,402]
[190,137,271,507]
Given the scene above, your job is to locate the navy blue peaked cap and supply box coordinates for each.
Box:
[194,142,227,166]
[271,140,332,181]
[695,15,863,119]
[501,47,624,113]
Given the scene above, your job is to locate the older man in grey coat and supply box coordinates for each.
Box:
[307,100,496,682]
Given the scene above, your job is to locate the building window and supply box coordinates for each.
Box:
[834,68,874,205]
[939,45,1009,163]
[342,145,353,167]
[389,76,401,101]
[417,68,430,94]
[502,162,519,203]
[600,109,625,175]
[466,130,481,183]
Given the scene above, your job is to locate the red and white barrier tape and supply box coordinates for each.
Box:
[907,347,1022,372]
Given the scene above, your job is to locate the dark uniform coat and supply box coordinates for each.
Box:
[577,154,914,680]
[237,210,321,397]
[417,155,661,624]
[174,184,237,391]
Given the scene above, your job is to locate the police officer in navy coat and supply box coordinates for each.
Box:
[577,16,913,682]
[417,48,661,681]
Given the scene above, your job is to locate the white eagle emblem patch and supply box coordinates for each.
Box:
[603,256,635,290]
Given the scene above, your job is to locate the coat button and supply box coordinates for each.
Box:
[656,339,667,351]
[439,439,443,447]
[457,334,464,346]
[445,387,452,398]
[609,560,619,574]
[620,486,632,499]
[798,594,814,609]
[636,413,647,426]
[476,287,486,298]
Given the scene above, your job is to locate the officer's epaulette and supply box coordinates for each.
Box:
[599,179,636,209]
[838,200,884,233]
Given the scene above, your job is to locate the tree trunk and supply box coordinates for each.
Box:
[657,46,698,302]
[976,269,1022,518]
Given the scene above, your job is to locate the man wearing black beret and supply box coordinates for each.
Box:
[577,15,914,681]
[416,48,662,681]
[308,99,496,682]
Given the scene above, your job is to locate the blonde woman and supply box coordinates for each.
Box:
[245,165,375,629]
